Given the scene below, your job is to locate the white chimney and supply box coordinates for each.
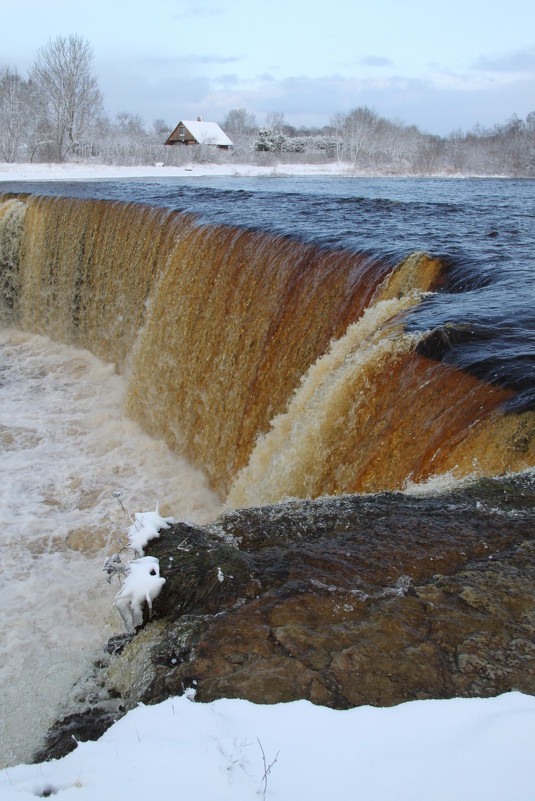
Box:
[197,115,203,122]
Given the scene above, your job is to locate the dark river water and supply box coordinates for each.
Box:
[3,175,534,408]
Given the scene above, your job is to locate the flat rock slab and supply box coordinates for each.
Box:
[36,475,535,760]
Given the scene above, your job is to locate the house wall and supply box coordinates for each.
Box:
[166,124,196,145]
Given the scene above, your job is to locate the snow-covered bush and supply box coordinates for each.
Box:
[114,555,165,631]
[104,495,174,632]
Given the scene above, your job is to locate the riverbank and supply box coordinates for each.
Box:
[0,161,515,182]
[0,161,357,181]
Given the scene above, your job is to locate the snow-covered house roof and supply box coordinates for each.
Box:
[165,119,233,148]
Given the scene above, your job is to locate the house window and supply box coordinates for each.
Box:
[179,126,185,137]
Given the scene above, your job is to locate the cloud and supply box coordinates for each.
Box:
[100,54,535,135]
[133,53,242,69]
[474,46,535,73]
[101,66,212,124]
[212,73,241,87]
[360,55,394,68]
[190,54,242,65]
[219,72,535,134]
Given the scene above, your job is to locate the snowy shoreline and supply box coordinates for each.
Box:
[2,692,535,800]
[0,161,357,181]
[0,161,514,182]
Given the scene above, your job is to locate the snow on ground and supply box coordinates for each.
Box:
[0,160,355,181]
[1,692,534,800]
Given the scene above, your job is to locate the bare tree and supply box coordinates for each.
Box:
[265,111,286,132]
[153,118,171,138]
[30,34,102,161]
[116,111,146,137]
[220,108,257,157]
[222,107,257,136]
[0,66,30,162]
[336,106,381,164]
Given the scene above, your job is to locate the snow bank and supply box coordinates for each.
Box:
[1,691,534,800]
[0,161,354,181]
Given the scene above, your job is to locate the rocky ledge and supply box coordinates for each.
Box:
[35,475,535,761]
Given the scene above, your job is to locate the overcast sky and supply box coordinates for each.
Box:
[2,0,534,134]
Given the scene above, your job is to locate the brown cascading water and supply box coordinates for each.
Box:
[227,300,521,506]
[13,196,192,367]
[124,222,438,493]
[2,194,399,492]
[1,193,534,503]
[0,198,26,319]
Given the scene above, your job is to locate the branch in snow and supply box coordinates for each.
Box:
[102,553,128,584]
[106,499,175,630]
[257,738,279,801]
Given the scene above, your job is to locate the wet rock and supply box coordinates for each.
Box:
[32,706,123,765]
[35,474,535,760]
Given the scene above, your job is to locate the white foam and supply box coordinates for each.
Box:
[402,470,477,496]
[0,328,222,767]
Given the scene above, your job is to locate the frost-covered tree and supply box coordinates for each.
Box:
[254,126,287,152]
[30,34,102,161]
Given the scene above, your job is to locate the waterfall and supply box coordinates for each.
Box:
[2,193,534,502]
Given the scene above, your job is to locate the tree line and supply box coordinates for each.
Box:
[1,35,534,176]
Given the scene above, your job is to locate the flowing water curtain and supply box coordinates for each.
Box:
[0,197,27,321]
[3,193,535,503]
[124,223,398,493]
[226,296,526,505]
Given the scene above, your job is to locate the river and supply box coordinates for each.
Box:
[0,175,534,766]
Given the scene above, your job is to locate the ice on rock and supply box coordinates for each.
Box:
[128,506,175,557]
[114,556,165,631]
[114,506,173,630]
